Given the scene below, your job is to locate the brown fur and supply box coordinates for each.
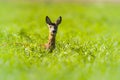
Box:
[44,33,56,50]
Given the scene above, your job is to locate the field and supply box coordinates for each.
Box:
[0,2,120,80]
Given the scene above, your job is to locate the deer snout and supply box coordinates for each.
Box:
[52,30,56,33]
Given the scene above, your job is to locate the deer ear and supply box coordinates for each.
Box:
[46,16,52,25]
[56,16,62,25]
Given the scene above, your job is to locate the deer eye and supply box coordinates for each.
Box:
[49,26,52,28]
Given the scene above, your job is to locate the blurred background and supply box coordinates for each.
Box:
[0,0,120,3]
[0,0,120,80]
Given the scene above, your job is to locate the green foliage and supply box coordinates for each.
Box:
[0,3,120,80]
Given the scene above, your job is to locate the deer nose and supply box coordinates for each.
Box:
[52,30,56,33]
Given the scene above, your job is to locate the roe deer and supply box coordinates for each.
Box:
[43,16,62,52]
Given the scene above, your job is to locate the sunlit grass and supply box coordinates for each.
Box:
[0,2,120,80]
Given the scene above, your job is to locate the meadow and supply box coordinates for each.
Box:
[0,2,120,80]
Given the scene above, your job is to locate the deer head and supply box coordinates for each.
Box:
[46,16,62,36]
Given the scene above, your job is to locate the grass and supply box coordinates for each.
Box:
[0,2,120,80]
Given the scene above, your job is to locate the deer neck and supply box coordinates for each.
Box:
[47,33,56,46]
